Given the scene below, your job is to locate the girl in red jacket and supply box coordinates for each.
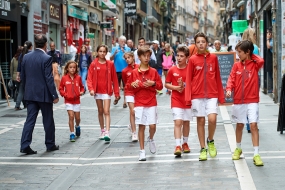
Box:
[87,45,120,142]
[59,60,84,142]
[129,46,163,161]
[122,52,139,142]
[226,40,264,166]
[185,32,225,161]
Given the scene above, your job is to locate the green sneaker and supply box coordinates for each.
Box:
[253,154,264,166]
[232,148,242,160]
[207,140,217,158]
[199,148,207,161]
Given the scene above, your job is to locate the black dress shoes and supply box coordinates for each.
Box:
[46,145,59,152]
[20,147,37,154]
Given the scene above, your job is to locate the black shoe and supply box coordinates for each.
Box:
[46,145,59,152]
[20,146,37,154]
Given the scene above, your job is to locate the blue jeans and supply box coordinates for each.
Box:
[15,81,26,108]
[80,67,88,91]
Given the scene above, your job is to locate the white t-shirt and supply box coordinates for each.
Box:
[69,45,77,61]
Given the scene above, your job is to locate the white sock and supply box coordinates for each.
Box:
[253,146,259,156]
[236,142,241,149]
[183,137,188,144]
[71,132,75,135]
[175,139,181,146]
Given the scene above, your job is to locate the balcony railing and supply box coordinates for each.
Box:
[152,8,161,21]
[73,0,89,4]
[141,0,147,13]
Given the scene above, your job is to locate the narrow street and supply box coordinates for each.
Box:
[0,87,282,190]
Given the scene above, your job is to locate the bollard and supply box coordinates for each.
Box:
[277,74,285,134]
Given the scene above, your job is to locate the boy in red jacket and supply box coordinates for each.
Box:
[129,46,163,161]
[165,46,191,156]
[226,40,264,166]
[185,32,225,161]
[59,60,84,142]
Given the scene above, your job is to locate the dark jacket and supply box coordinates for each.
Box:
[21,49,58,103]
[75,53,92,69]
[152,47,162,69]
[17,50,32,73]
[47,49,62,66]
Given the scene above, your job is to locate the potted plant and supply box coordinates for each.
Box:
[159,0,167,12]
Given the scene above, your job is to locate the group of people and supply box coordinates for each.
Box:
[18,31,264,167]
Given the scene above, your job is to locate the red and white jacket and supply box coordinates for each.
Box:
[128,67,163,107]
[226,54,264,104]
[59,74,84,104]
[87,58,120,97]
[185,52,225,106]
[122,63,139,96]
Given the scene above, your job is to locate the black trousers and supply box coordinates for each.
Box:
[20,101,56,150]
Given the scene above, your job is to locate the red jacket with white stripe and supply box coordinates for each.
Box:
[59,74,84,104]
[185,52,225,106]
[128,67,163,107]
[87,58,120,97]
[226,54,264,104]
[122,63,139,96]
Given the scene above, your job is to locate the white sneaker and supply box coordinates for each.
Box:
[148,137,156,154]
[104,132,110,141]
[139,150,146,161]
[132,133,138,142]
[99,131,105,140]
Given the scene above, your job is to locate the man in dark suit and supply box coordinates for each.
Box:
[20,34,59,154]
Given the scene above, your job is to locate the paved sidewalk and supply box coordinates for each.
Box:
[0,88,283,190]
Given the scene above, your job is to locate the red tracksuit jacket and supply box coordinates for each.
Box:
[122,63,139,96]
[226,54,264,104]
[185,52,225,106]
[87,58,120,97]
[128,67,163,107]
[59,74,84,104]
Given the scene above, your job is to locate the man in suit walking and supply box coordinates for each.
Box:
[20,34,59,154]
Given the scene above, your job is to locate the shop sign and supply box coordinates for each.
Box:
[34,13,42,34]
[101,0,116,9]
[88,33,95,39]
[89,12,99,24]
[100,22,111,29]
[0,0,10,17]
[232,20,247,33]
[68,5,88,21]
[50,3,60,20]
[124,0,136,16]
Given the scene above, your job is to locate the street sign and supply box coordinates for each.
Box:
[100,22,111,29]
[100,0,116,9]
[232,20,247,33]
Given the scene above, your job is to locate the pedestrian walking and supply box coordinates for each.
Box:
[87,45,120,142]
[152,40,163,95]
[226,40,264,166]
[210,40,227,52]
[241,28,260,133]
[59,60,84,142]
[162,43,176,95]
[75,45,92,93]
[122,52,139,142]
[10,46,23,102]
[47,42,61,90]
[15,41,33,110]
[20,34,59,154]
[134,37,157,64]
[185,32,225,161]
[165,46,191,156]
[128,46,163,161]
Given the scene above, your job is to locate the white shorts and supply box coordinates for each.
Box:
[231,103,259,124]
[66,104,80,112]
[172,108,192,121]
[191,98,218,117]
[125,95,134,103]
[95,93,111,100]
[134,106,158,125]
